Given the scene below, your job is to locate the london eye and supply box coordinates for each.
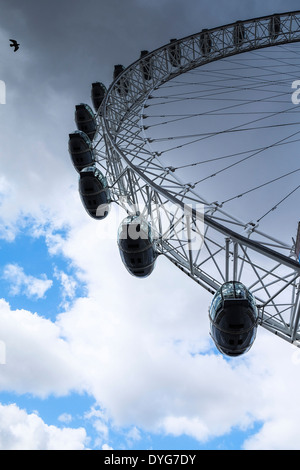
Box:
[68,11,300,356]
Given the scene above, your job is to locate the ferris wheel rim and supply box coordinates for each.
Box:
[100,10,300,273]
[67,9,300,347]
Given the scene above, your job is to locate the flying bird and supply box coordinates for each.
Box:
[9,39,20,52]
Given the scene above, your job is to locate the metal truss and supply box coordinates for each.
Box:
[92,11,300,347]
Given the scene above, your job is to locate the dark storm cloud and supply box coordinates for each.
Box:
[0,0,299,99]
[0,0,189,97]
[0,0,299,175]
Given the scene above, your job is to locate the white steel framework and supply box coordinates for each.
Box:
[88,11,300,348]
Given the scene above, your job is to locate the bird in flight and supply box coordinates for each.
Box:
[9,39,20,52]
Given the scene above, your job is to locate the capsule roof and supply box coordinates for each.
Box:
[117,214,153,242]
[113,65,129,94]
[80,165,108,185]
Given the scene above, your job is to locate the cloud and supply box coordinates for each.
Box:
[2,263,53,299]
[0,298,85,397]
[53,267,78,308]
[58,413,73,424]
[84,405,110,447]
[126,426,141,445]
[102,443,114,450]
[0,403,87,450]
[1,0,300,450]
[159,416,209,442]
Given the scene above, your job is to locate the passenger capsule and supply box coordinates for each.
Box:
[75,103,97,140]
[209,281,258,356]
[91,82,107,112]
[68,131,95,172]
[114,64,129,95]
[79,166,111,220]
[269,15,281,40]
[118,215,156,278]
[168,39,181,67]
[140,50,153,81]
[233,22,245,47]
[199,29,212,56]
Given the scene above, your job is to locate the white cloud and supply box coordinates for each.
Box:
[241,335,300,450]
[2,263,53,299]
[0,298,85,397]
[4,195,300,450]
[126,426,141,444]
[83,405,110,447]
[58,413,72,424]
[0,403,87,450]
[53,267,78,308]
[8,205,294,449]
[160,416,209,442]
[102,443,114,450]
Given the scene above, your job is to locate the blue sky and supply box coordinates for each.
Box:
[0,0,300,450]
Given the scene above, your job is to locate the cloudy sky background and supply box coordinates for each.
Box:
[0,0,300,450]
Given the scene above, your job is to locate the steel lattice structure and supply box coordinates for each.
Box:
[72,11,300,351]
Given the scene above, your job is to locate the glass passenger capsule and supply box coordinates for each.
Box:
[233,22,245,47]
[79,166,111,220]
[168,39,181,67]
[140,50,153,81]
[199,29,212,56]
[114,64,129,95]
[91,82,107,112]
[269,15,281,40]
[209,281,258,357]
[117,215,156,278]
[75,103,97,140]
[68,130,95,172]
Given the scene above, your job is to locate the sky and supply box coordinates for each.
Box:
[0,0,300,450]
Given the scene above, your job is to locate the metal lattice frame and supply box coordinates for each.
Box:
[92,11,300,347]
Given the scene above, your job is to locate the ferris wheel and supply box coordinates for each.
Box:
[68,11,300,357]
